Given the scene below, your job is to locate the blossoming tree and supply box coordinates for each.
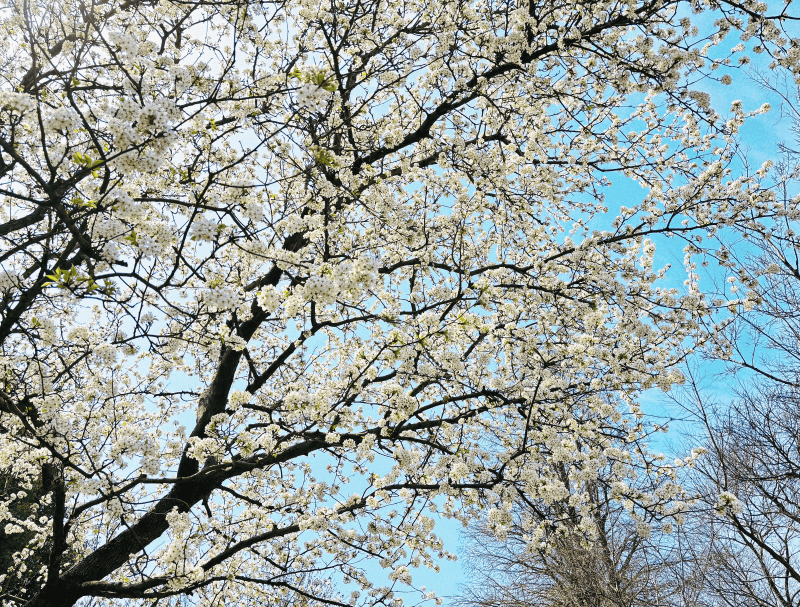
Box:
[0,0,797,605]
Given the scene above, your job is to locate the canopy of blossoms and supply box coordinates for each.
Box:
[0,0,797,605]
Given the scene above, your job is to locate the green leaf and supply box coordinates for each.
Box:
[71,196,96,208]
[311,146,337,167]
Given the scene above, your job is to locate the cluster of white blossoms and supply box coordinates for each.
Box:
[169,65,193,95]
[687,90,712,110]
[486,507,513,538]
[136,221,173,258]
[203,286,241,311]
[44,107,81,133]
[304,275,340,305]
[389,565,412,585]
[33,316,57,346]
[106,120,131,147]
[301,257,380,306]
[134,148,169,174]
[100,241,121,264]
[107,30,139,56]
[109,423,147,462]
[0,270,19,290]
[107,100,141,147]
[93,343,118,365]
[486,507,512,526]
[191,216,218,241]
[0,90,35,113]
[157,508,194,572]
[635,519,653,539]
[256,284,282,312]
[537,482,571,504]
[280,214,306,234]
[240,201,266,224]
[297,83,329,112]
[351,258,380,285]
[227,390,252,411]
[50,410,72,435]
[93,217,126,240]
[716,491,744,516]
[449,460,470,481]
[140,98,175,133]
[333,261,359,291]
[112,151,143,176]
[112,190,145,221]
[105,96,178,175]
[140,453,160,476]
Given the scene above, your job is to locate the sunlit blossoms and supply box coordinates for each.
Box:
[297,83,330,112]
[715,491,744,516]
[44,108,81,133]
[0,271,18,291]
[190,216,218,241]
[256,284,282,312]
[107,30,139,56]
[0,91,35,114]
[203,286,241,311]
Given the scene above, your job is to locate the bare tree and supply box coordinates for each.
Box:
[684,375,800,607]
[458,452,715,607]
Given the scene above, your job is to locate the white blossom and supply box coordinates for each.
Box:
[191,216,218,241]
[256,284,282,312]
[203,286,241,311]
[297,84,329,112]
[0,90,35,113]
